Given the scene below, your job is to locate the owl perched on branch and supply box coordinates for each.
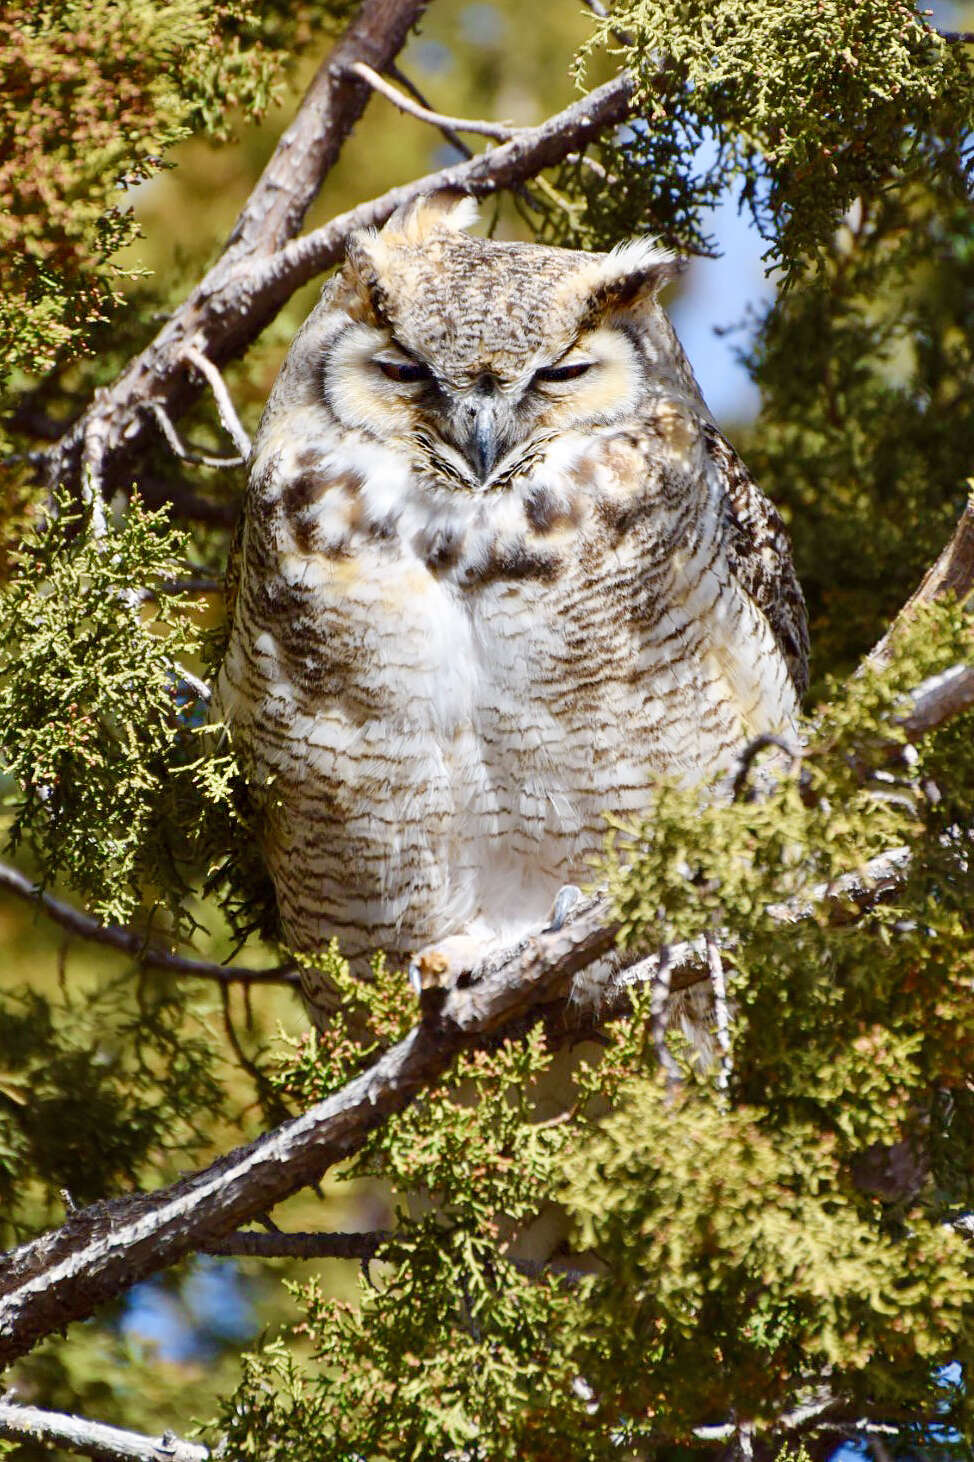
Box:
[216,192,808,1021]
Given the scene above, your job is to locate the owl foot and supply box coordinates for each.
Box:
[408,933,491,996]
[544,883,583,933]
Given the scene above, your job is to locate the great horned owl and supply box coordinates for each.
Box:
[216,192,808,1021]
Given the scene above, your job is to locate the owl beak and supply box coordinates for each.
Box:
[471,406,499,481]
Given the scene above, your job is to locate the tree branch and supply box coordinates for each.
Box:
[0,830,945,1365]
[149,403,244,471]
[180,348,252,460]
[0,859,298,988]
[35,70,634,506]
[38,0,434,500]
[867,492,974,670]
[0,1401,210,1462]
[385,61,474,159]
[201,1226,595,1283]
[201,1227,387,1261]
[349,60,516,139]
[254,73,634,304]
[896,661,974,743]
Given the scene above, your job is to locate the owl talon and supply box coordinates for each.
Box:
[409,934,489,993]
[545,884,583,933]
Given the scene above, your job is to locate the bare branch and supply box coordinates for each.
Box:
[0,859,298,988]
[201,1226,596,1283]
[349,60,516,139]
[39,0,436,499]
[261,74,634,300]
[650,943,682,1089]
[0,1401,210,1462]
[149,403,244,470]
[867,493,974,671]
[172,663,213,704]
[706,931,732,1093]
[897,662,974,743]
[36,71,633,506]
[386,62,474,159]
[181,347,252,459]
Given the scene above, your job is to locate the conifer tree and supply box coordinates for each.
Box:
[0,1,972,1458]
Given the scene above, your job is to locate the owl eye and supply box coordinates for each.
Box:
[533,360,594,384]
[376,357,432,384]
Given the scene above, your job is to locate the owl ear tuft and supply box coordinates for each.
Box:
[584,238,684,316]
[377,190,480,247]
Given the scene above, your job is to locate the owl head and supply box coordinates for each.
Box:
[266,191,697,490]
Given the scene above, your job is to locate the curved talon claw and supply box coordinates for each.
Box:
[544,883,582,933]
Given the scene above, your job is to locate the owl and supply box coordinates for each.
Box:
[215,191,808,1023]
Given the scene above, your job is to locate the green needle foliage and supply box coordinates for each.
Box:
[0,0,973,1456]
[219,608,974,1458]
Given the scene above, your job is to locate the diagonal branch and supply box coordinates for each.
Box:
[0,1401,210,1462]
[866,492,974,670]
[39,0,434,499]
[350,60,516,139]
[36,71,634,505]
[0,859,298,988]
[0,644,967,1364]
[0,829,947,1365]
[254,73,634,302]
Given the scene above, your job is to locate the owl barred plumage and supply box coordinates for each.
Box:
[215,192,808,1021]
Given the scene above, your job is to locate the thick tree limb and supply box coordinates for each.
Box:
[897,661,974,743]
[0,645,967,1364]
[867,493,974,670]
[0,860,298,988]
[39,0,433,498]
[0,1401,210,1462]
[36,71,634,505]
[0,835,934,1366]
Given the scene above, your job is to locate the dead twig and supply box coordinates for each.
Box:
[149,402,245,470]
[182,347,252,459]
[349,60,517,140]
[385,62,474,159]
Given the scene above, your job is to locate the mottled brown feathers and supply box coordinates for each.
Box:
[215,197,808,1011]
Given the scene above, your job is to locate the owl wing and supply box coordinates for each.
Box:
[704,424,810,701]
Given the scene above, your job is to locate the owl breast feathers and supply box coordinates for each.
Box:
[216,192,808,1005]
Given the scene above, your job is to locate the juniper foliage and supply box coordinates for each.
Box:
[0,0,972,1458]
